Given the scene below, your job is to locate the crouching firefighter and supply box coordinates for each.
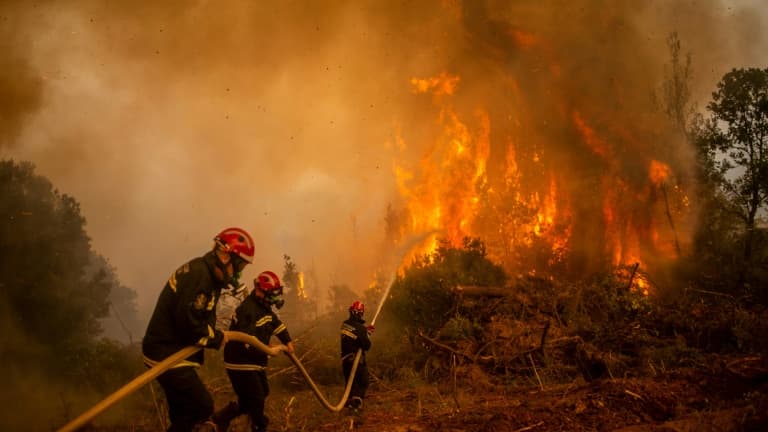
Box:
[142,227,254,432]
[340,300,374,410]
[213,271,295,432]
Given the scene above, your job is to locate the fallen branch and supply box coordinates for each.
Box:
[418,332,477,362]
[685,287,736,300]
[283,396,295,431]
[624,389,644,401]
[528,354,544,390]
[473,340,497,363]
[547,336,584,346]
[512,420,544,432]
[455,285,509,297]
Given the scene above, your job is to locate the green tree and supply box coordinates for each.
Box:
[282,254,300,292]
[279,254,320,326]
[94,254,141,344]
[696,68,768,265]
[328,283,358,313]
[387,237,507,334]
[0,160,113,371]
[689,113,744,287]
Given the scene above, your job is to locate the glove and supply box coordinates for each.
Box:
[366,325,375,335]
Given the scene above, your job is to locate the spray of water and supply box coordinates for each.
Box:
[370,229,441,326]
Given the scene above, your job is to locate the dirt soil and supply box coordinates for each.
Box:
[229,356,768,432]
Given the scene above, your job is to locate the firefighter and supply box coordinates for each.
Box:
[340,300,374,410]
[142,227,254,432]
[213,270,294,432]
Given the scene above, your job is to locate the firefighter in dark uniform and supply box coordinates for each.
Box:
[213,270,294,432]
[142,227,254,432]
[340,300,374,410]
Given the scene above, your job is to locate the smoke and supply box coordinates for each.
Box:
[1,0,766,319]
[0,5,43,147]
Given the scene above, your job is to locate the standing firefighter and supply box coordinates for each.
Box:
[213,270,294,432]
[142,227,254,432]
[340,300,374,410]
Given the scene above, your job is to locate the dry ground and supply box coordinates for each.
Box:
[212,355,768,432]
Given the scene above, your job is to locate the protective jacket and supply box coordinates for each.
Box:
[223,294,292,371]
[340,316,371,363]
[142,251,227,367]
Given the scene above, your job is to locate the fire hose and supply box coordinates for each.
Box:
[58,233,426,431]
[57,330,363,432]
[58,286,388,431]
[278,274,393,414]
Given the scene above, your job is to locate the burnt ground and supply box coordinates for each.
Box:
[73,352,767,432]
[75,285,768,432]
[214,355,768,432]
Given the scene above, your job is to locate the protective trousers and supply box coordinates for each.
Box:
[342,359,369,404]
[227,369,270,431]
[156,366,214,432]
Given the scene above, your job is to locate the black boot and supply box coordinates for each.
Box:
[251,414,269,432]
[349,396,363,410]
[212,401,240,432]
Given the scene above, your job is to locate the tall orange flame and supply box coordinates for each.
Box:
[389,69,690,287]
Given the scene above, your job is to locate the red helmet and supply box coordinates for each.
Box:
[349,301,365,314]
[214,227,255,263]
[255,270,282,292]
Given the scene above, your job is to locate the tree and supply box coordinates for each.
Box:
[0,160,113,371]
[697,68,768,264]
[282,254,300,292]
[327,283,357,314]
[94,254,141,344]
[279,254,319,326]
[659,32,693,132]
[387,237,507,333]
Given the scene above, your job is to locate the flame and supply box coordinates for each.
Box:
[390,66,691,283]
[410,72,460,96]
[296,271,306,299]
[635,276,649,296]
[532,176,558,237]
[394,74,490,261]
[572,110,611,159]
[617,264,651,296]
[649,159,670,185]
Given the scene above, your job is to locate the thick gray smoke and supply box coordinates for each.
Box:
[1,0,766,320]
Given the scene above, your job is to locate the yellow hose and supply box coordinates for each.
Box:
[56,331,359,431]
[227,331,365,412]
[56,231,433,430]
[56,345,201,432]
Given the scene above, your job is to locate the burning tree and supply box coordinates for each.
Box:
[280,254,319,326]
[387,64,693,291]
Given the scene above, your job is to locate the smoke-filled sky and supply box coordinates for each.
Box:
[2,0,767,322]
